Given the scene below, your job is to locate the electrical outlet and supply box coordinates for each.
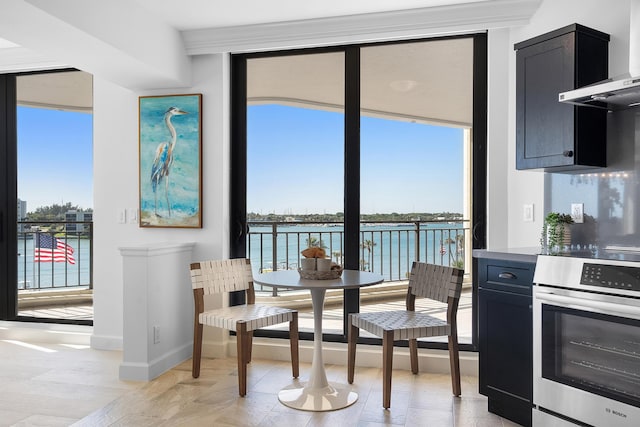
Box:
[153,325,160,344]
[523,204,534,222]
[571,203,584,223]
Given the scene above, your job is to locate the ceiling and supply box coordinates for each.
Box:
[2,0,535,124]
[248,38,473,127]
[16,70,92,113]
[130,0,491,30]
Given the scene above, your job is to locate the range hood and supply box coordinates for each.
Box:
[559,76,640,110]
[559,0,640,110]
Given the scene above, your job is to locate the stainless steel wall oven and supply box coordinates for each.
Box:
[533,255,640,427]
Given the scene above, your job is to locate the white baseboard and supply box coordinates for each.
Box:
[119,342,193,381]
[220,337,479,377]
[1,322,478,379]
[202,340,227,359]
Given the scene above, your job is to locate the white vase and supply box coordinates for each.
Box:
[545,224,571,253]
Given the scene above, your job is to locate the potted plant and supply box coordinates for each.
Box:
[541,212,574,254]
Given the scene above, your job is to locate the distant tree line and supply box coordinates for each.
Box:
[247,211,463,223]
[26,202,93,221]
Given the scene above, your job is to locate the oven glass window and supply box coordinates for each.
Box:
[541,304,640,409]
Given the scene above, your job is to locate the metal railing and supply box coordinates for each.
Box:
[247,220,470,293]
[17,221,93,291]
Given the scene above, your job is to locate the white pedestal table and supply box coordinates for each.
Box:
[253,269,384,412]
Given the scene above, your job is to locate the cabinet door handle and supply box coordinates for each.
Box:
[498,272,517,280]
[563,150,574,157]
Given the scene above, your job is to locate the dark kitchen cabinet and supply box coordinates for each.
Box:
[478,257,535,427]
[515,24,609,171]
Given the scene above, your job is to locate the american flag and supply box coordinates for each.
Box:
[34,234,76,264]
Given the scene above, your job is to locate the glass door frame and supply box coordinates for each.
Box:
[0,69,93,325]
[0,73,18,320]
[230,34,487,350]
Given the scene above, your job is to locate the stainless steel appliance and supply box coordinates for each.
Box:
[533,255,640,426]
[559,0,640,110]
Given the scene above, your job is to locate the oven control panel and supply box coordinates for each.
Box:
[581,263,640,291]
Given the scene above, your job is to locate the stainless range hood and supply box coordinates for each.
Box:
[559,76,640,110]
[559,0,640,110]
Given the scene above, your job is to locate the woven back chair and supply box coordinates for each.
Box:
[347,262,464,408]
[190,258,299,396]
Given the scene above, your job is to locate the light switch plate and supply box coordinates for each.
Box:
[128,208,138,224]
[523,204,534,222]
[571,203,584,223]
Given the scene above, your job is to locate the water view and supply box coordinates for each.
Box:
[248,221,468,282]
[16,237,91,290]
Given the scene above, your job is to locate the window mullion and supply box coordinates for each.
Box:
[343,46,361,335]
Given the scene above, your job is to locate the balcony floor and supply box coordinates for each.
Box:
[19,303,93,321]
[17,286,473,345]
[18,288,93,321]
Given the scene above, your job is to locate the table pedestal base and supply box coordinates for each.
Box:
[278,383,358,411]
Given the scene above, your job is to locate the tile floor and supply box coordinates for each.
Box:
[0,337,520,427]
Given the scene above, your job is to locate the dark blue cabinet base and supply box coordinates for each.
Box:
[477,257,534,427]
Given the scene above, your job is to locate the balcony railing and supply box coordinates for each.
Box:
[247,220,470,294]
[17,221,93,291]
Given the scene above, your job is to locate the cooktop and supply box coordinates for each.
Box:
[554,246,640,263]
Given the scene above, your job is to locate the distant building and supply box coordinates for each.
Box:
[17,199,27,233]
[65,210,93,233]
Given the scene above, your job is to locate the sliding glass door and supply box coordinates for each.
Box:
[0,70,93,324]
[231,34,486,348]
[358,40,473,343]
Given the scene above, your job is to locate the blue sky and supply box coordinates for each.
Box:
[17,103,464,215]
[248,104,464,215]
[17,106,93,211]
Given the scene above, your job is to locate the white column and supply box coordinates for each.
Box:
[118,242,195,381]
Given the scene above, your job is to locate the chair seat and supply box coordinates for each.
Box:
[351,310,450,340]
[200,304,296,332]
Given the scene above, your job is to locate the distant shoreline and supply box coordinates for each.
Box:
[248,212,464,224]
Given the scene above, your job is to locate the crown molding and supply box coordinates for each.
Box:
[0,47,66,73]
[183,0,541,54]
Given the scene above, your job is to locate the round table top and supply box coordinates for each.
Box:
[253,269,384,290]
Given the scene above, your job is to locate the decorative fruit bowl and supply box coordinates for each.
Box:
[299,245,343,279]
[298,266,343,280]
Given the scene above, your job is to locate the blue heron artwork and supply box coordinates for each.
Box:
[139,94,202,227]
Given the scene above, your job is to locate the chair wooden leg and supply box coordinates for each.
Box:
[382,330,394,409]
[347,315,359,384]
[237,322,249,397]
[247,331,253,363]
[290,312,299,378]
[192,322,203,378]
[409,338,419,374]
[448,332,461,397]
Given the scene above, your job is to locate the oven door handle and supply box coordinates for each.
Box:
[535,291,640,318]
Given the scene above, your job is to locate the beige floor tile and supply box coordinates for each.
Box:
[405,407,454,426]
[10,414,80,427]
[0,337,522,427]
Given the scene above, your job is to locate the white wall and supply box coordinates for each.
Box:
[88,0,632,348]
[486,28,511,249]
[91,54,231,350]
[503,0,632,249]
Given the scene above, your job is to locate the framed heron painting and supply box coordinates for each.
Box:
[139,94,202,228]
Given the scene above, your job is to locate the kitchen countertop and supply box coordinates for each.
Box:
[474,246,640,263]
[472,248,539,264]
